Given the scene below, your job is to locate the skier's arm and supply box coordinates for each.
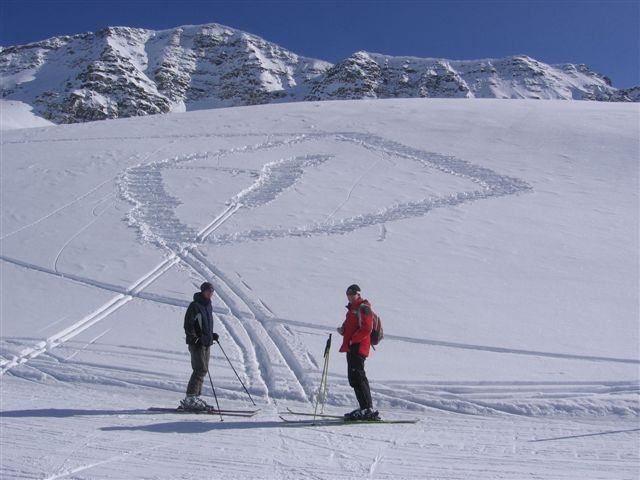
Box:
[350,304,373,344]
[183,304,199,343]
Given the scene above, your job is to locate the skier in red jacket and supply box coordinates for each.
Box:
[337,284,379,420]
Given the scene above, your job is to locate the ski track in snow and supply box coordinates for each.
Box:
[206,132,533,245]
[177,250,287,400]
[53,202,115,274]
[63,328,112,362]
[186,248,314,402]
[0,178,114,241]
[116,134,310,247]
[113,131,531,249]
[2,129,638,418]
[0,256,180,375]
[3,247,636,368]
[0,253,198,310]
[91,192,115,217]
[325,149,386,222]
[0,130,312,146]
[0,140,175,242]
[41,442,167,480]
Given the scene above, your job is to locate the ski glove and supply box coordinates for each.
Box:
[212,332,219,342]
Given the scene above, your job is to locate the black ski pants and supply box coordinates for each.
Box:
[347,348,372,410]
[187,344,210,396]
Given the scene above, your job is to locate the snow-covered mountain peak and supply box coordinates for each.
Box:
[1,22,331,123]
[307,50,626,102]
[1,21,637,127]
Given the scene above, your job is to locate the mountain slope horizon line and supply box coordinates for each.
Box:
[1,21,638,125]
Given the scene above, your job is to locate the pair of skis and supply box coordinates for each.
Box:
[280,407,419,425]
[147,407,260,418]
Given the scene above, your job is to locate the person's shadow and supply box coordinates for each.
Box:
[101,420,314,433]
[0,408,343,432]
[1,408,151,418]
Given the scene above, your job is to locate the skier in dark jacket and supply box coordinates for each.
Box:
[337,284,379,420]
[181,282,219,411]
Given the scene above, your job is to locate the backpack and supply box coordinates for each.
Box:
[358,301,384,347]
[370,311,384,347]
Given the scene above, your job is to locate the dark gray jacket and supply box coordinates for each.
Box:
[184,292,215,346]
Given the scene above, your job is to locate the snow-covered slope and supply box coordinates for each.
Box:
[1,22,637,128]
[1,99,638,479]
[0,99,53,130]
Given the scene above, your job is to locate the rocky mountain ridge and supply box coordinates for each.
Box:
[1,22,637,124]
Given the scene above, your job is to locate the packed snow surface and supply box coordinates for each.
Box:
[1,98,638,479]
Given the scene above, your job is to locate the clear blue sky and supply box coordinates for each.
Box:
[1,0,638,87]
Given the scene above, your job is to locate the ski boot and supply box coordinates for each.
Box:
[362,408,381,421]
[344,408,380,421]
[344,407,363,420]
[179,395,211,412]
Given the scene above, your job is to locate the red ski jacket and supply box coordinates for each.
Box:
[339,297,373,357]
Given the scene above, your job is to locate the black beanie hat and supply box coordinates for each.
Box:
[346,284,361,295]
[200,282,214,292]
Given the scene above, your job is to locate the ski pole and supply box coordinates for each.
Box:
[317,354,329,415]
[215,340,257,406]
[320,333,332,413]
[207,369,223,422]
[320,356,329,413]
[313,334,332,421]
[316,336,331,416]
